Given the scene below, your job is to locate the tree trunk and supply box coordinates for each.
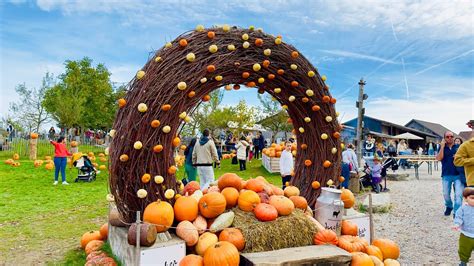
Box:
[29,138,37,160]
[127,223,157,247]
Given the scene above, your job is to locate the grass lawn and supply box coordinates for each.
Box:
[0,152,280,264]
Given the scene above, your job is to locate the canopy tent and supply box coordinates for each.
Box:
[227,121,267,132]
[392,132,423,140]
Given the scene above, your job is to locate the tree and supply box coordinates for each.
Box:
[229,100,259,135]
[184,89,225,136]
[257,94,291,142]
[9,73,53,133]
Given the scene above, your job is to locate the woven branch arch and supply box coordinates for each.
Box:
[110,26,342,223]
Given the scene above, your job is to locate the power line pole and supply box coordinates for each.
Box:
[356,78,367,167]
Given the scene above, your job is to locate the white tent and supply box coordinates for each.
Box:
[392,132,423,140]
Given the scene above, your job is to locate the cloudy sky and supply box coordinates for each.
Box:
[1,0,473,133]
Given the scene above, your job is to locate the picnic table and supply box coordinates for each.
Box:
[396,155,438,179]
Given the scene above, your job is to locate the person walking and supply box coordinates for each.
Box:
[452,187,474,265]
[279,141,293,189]
[192,129,219,190]
[436,131,463,217]
[235,136,249,171]
[342,143,359,189]
[49,136,72,185]
[48,127,56,140]
[455,137,474,187]
[183,138,197,185]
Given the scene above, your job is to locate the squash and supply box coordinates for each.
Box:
[86,251,106,262]
[174,196,198,222]
[176,221,199,246]
[193,215,208,235]
[195,232,218,256]
[238,190,261,212]
[270,185,284,196]
[313,229,338,245]
[218,173,242,191]
[289,196,307,210]
[269,195,294,216]
[338,235,369,253]
[99,223,108,240]
[198,192,226,219]
[221,187,239,209]
[81,231,102,249]
[209,211,234,233]
[143,200,174,232]
[254,203,278,222]
[341,189,355,208]
[180,254,203,266]
[370,255,384,266]
[85,240,104,255]
[367,245,383,261]
[383,259,400,266]
[351,252,374,266]
[257,192,270,204]
[372,239,400,260]
[284,186,300,197]
[341,220,359,236]
[203,241,240,266]
[219,228,245,251]
[191,190,203,202]
[245,179,264,192]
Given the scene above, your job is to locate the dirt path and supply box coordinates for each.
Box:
[373,164,472,265]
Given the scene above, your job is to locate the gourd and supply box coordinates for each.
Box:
[209,211,234,233]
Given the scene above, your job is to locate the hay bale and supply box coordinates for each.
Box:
[232,207,318,253]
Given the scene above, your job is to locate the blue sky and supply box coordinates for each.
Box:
[1,0,473,133]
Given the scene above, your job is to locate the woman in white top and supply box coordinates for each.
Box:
[279,142,294,189]
[342,143,359,172]
[235,136,249,171]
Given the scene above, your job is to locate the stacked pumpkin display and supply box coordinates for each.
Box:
[262,142,297,158]
[80,223,117,266]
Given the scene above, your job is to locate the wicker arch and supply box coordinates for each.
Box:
[110,26,342,222]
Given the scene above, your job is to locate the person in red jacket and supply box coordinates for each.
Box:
[50,136,72,185]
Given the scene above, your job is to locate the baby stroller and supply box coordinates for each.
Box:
[360,157,399,193]
[73,154,97,182]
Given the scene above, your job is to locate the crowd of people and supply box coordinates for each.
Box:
[48,127,110,146]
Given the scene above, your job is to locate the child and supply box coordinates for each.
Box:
[235,136,249,171]
[452,187,474,266]
[50,136,72,185]
[279,142,293,189]
[371,156,382,193]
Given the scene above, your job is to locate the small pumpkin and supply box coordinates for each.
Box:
[195,232,218,256]
[191,190,204,202]
[338,235,369,253]
[270,185,284,196]
[85,240,104,255]
[245,179,264,192]
[183,181,201,196]
[383,259,400,266]
[176,221,199,246]
[269,195,294,216]
[180,254,203,266]
[219,228,245,251]
[367,245,383,261]
[30,132,39,139]
[289,196,308,210]
[198,192,226,219]
[341,189,355,208]
[254,203,278,222]
[218,173,242,191]
[81,231,102,249]
[370,255,384,266]
[209,211,234,233]
[313,229,338,245]
[341,220,359,236]
[284,186,300,197]
[174,196,198,222]
[372,239,400,260]
[193,215,207,235]
[238,190,261,212]
[351,252,374,266]
[143,200,174,232]
[99,223,108,240]
[221,187,239,209]
[86,251,107,262]
[203,241,240,266]
[257,192,270,204]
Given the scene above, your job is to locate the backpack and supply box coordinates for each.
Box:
[387,145,396,153]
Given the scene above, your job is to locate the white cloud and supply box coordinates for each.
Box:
[319,49,398,64]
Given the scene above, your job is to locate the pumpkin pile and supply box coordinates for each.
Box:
[80,223,117,266]
[262,142,297,158]
[4,154,21,167]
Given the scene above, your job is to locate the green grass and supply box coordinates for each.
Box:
[0,154,280,264]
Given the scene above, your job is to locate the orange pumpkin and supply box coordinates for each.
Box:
[338,235,369,253]
[255,176,269,184]
[218,173,242,191]
[366,245,383,261]
[172,137,181,147]
[322,95,331,103]
[153,144,163,153]
[341,220,359,236]
[219,228,245,251]
[382,259,400,266]
[253,203,278,222]
[341,189,355,208]
[312,105,321,111]
[118,98,126,107]
[304,159,312,166]
[85,240,104,255]
[254,38,263,46]
[351,252,374,266]
[168,165,177,175]
[269,195,294,216]
[277,69,284,75]
[162,104,172,111]
[300,144,308,150]
[180,254,203,266]
[330,97,337,104]
[242,72,250,78]
[246,81,256,87]
[207,65,216,72]
[283,186,300,197]
[207,31,215,39]
[238,190,261,212]
[313,229,338,245]
[270,185,284,196]
[198,192,226,219]
[179,39,188,47]
[143,200,174,232]
[221,187,239,209]
[183,181,201,195]
[174,196,198,222]
[333,132,341,139]
[289,196,308,210]
[245,179,264,192]
[291,51,299,58]
[81,231,102,249]
[30,132,38,139]
[203,241,240,266]
[202,95,211,102]
[323,160,332,168]
[312,181,321,189]
[371,239,400,260]
[99,223,108,240]
[291,81,299,87]
[188,91,196,98]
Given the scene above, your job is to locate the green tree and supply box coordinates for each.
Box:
[257,94,291,142]
[184,89,225,136]
[9,73,53,133]
[229,99,259,135]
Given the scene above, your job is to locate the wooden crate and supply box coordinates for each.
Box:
[262,154,281,173]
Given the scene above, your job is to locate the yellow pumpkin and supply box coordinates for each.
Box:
[195,232,218,256]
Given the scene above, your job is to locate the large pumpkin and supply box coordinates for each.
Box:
[341,220,359,236]
[81,231,102,249]
[366,245,383,261]
[372,239,400,260]
[269,195,294,216]
[221,187,239,209]
[289,196,308,210]
[198,192,226,219]
[143,200,174,232]
[183,181,201,196]
[176,221,199,246]
[313,229,338,245]
[341,189,355,208]
[338,235,369,253]
[174,196,198,222]
[219,228,245,251]
[99,223,108,240]
[284,186,300,197]
[245,179,264,192]
[180,254,203,266]
[203,241,240,266]
[218,173,242,191]
[254,203,278,222]
[350,252,374,266]
[238,190,261,212]
[85,240,104,255]
[195,232,218,256]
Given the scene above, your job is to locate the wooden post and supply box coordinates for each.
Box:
[135,211,141,265]
[29,138,38,160]
[368,193,374,243]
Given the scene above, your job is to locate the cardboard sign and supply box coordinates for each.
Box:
[344,215,370,242]
[140,242,186,266]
